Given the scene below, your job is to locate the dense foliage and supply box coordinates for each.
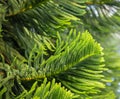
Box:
[0,0,120,99]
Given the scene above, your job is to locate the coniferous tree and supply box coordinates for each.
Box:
[0,0,120,99]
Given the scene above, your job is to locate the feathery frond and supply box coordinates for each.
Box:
[15,78,75,99]
[0,0,120,98]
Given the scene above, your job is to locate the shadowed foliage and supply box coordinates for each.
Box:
[0,0,120,99]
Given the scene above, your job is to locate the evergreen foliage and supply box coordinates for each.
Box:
[0,0,120,99]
